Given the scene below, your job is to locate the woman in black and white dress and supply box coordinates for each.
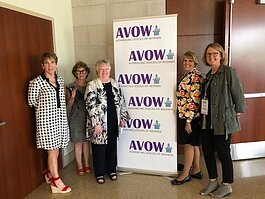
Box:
[28,52,71,194]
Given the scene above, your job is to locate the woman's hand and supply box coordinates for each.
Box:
[120,119,126,127]
[66,88,77,107]
[185,121,192,134]
[70,88,77,99]
[94,124,103,135]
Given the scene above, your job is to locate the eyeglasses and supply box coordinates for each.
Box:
[206,52,220,58]
[76,70,87,74]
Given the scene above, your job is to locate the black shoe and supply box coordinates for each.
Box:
[190,171,203,179]
[96,176,105,184]
[171,175,191,185]
[109,173,117,181]
[177,163,184,171]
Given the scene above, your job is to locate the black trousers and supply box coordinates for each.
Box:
[91,137,117,178]
[201,129,234,183]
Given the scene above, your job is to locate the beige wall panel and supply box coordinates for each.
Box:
[107,44,114,66]
[74,25,107,46]
[123,0,145,2]
[146,0,165,16]
[108,0,124,3]
[72,0,166,74]
[75,45,107,77]
[87,0,107,5]
[107,24,114,45]
[71,0,87,7]
[106,2,146,24]
[72,5,105,26]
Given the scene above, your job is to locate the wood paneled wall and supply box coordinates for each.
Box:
[0,7,54,199]
[167,0,225,78]
[167,0,265,144]
[166,0,226,154]
[225,0,265,143]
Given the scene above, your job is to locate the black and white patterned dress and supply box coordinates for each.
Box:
[28,73,70,150]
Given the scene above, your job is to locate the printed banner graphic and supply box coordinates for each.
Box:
[113,15,178,175]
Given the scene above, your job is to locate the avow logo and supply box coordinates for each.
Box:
[129,49,166,61]
[128,96,164,107]
[129,140,164,152]
[116,25,152,39]
[127,118,153,129]
[118,73,153,85]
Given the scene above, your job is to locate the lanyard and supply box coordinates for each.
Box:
[203,74,215,99]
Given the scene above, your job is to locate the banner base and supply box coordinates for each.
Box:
[117,167,178,177]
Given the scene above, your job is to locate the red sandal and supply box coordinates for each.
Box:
[77,168,85,176]
[84,166,91,174]
[42,169,52,184]
[50,177,71,194]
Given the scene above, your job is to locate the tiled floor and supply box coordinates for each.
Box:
[25,157,265,199]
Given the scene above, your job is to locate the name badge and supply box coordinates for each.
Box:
[201,99,208,115]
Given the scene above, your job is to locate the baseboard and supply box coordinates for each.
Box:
[231,141,265,160]
[62,150,75,168]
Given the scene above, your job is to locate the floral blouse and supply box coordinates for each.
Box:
[177,68,204,121]
[84,78,130,144]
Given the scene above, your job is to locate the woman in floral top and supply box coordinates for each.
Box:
[171,51,204,185]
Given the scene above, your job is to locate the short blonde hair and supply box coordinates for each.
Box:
[182,51,198,67]
[202,43,228,66]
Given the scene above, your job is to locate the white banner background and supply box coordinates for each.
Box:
[113,15,178,175]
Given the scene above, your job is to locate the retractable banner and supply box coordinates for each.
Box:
[113,15,178,175]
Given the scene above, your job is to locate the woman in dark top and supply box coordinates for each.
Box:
[84,59,130,184]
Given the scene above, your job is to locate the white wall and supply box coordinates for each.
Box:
[0,0,76,167]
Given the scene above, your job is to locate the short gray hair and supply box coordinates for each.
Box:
[95,59,111,71]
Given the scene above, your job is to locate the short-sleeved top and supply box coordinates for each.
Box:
[28,73,70,150]
[66,82,87,143]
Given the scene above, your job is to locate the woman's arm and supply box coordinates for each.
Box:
[66,87,76,107]
[227,68,245,113]
[28,78,40,107]
[84,82,101,127]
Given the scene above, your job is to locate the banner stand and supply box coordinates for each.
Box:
[113,14,178,176]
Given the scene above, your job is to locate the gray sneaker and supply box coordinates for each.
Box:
[200,180,219,196]
[210,183,232,198]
